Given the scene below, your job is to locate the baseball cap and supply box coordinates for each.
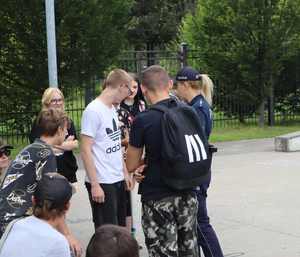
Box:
[0,139,13,151]
[34,173,74,209]
[176,66,202,81]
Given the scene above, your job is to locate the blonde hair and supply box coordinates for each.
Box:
[189,74,214,106]
[103,69,132,89]
[41,88,65,110]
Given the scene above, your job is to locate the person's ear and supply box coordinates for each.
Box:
[169,80,174,89]
[141,84,147,95]
[64,201,71,212]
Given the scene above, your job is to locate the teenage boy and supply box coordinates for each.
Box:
[0,109,82,256]
[126,65,199,257]
[81,69,133,229]
[0,173,74,257]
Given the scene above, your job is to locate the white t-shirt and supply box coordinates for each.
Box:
[0,216,70,257]
[81,99,124,184]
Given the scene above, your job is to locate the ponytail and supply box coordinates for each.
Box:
[200,74,214,106]
[188,74,214,106]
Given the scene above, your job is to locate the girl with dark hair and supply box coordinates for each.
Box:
[117,73,146,240]
[120,73,146,119]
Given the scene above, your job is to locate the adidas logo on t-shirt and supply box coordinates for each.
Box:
[105,119,121,142]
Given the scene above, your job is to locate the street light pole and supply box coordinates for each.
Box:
[45,0,58,88]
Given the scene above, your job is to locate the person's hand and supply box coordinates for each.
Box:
[121,129,129,148]
[66,135,75,141]
[133,164,146,183]
[124,172,134,191]
[62,137,78,150]
[54,136,78,152]
[65,234,83,257]
[91,183,105,203]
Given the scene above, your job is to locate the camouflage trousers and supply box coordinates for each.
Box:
[142,193,199,257]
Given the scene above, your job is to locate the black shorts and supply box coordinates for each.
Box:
[85,181,126,229]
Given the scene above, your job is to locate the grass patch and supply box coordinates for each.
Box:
[8,125,300,158]
[10,143,27,158]
[210,125,300,142]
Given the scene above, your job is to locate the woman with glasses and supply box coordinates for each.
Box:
[29,88,79,183]
[0,139,12,184]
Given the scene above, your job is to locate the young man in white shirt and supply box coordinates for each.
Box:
[81,69,133,229]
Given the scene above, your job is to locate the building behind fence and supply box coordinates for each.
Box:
[1,45,299,145]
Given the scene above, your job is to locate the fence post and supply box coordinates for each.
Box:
[268,74,275,126]
[84,78,94,107]
[179,42,188,68]
[136,51,142,75]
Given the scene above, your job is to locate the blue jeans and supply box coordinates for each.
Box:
[196,184,224,257]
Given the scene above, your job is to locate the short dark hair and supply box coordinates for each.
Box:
[141,65,170,91]
[36,108,69,137]
[86,225,139,257]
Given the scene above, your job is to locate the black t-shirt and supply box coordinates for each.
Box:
[120,100,146,117]
[130,98,191,202]
[0,139,57,237]
[29,119,78,183]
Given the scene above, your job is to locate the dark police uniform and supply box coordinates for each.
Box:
[190,94,224,257]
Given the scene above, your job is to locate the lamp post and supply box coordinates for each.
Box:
[45,0,58,88]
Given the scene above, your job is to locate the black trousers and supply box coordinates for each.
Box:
[85,181,126,229]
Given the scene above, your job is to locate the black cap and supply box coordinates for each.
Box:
[34,173,74,209]
[176,66,201,81]
[0,145,13,151]
[0,139,13,151]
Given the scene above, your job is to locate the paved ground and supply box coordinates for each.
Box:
[67,138,300,257]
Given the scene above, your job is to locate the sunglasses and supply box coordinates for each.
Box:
[0,148,11,158]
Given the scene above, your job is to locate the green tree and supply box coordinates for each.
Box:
[0,0,133,129]
[127,0,196,51]
[180,0,300,126]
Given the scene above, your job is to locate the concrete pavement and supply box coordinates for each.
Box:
[67,138,300,257]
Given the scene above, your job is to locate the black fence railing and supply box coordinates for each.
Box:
[1,47,299,146]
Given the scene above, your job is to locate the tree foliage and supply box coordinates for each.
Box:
[127,0,196,50]
[0,0,133,118]
[180,0,300,124]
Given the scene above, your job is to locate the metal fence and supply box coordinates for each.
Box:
[1,46,299,146]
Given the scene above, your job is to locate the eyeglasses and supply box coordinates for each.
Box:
[50,98,63,104]
[0,149,11,158]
